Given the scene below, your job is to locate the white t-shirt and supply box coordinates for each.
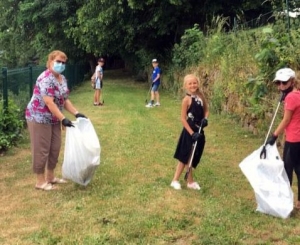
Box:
[95,65,103,82]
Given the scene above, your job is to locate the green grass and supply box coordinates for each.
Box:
[1,69,300,245]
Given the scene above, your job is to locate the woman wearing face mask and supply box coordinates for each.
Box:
[266,68,300,209]
[25,50,87,191]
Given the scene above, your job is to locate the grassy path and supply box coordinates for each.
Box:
[1,69,300,244]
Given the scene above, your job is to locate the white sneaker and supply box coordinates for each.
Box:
[154,102,160,106]
[187,182,201,190]
[145,103,153,108]
[170,181,181,190]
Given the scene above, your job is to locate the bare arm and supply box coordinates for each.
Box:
[91,73,96,82]
[43,96,65,121]
[198,90,209,119]
[273,109,293,136]
[152,73,160,83]
[204,105,209,119]
[64,99,79,116]
[181,96,194,136]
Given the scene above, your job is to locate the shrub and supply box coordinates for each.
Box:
[0,99,24,154]
[172,24,205,71]
[8,89,30,123]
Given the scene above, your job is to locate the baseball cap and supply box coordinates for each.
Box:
[98,57,105,62]
[152,58,158,63]
[273,68,295,82]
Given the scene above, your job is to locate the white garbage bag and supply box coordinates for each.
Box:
[62,118,101,186]
[239,144,293,219]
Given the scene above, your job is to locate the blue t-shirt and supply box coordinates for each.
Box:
[152,67,161,85]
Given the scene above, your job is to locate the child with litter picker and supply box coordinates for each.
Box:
[91,57,105,106]
[171,74,209,190]
[264,68,300,209]
[145,58,161,107]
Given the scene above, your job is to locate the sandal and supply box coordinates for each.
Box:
[35,183,56,191]
[49,177,67,184]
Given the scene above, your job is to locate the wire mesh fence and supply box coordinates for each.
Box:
[233,5,300,32]
[1,64,87,112]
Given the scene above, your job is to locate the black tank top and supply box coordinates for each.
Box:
[186,94,204,129]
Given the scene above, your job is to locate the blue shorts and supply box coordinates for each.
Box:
[151,83,160,92]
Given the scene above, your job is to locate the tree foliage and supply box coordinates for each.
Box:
[0,0,274,69]
[0,0,87,67]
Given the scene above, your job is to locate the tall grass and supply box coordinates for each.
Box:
[166,21,300,136]
[0,70,300,244]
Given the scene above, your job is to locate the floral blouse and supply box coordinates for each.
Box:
[25,69,69,124]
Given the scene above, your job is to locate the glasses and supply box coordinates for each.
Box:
[275,81,289,85]
[54,60,66,65]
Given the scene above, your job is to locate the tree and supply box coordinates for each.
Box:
[0,0,88,67]
[66,0,273,70]
[0,0,274,70]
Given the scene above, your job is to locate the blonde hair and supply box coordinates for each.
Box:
[293,77,300,90]
[183,74,208,112]
[183,74,200,88]
[46,50,67,69]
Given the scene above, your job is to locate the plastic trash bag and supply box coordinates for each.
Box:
[62,118,100,186]
[239,144,293,219]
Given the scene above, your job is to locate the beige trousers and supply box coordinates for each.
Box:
[27,121,61,174]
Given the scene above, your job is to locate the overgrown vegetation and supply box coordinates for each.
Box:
[0,100,24,154]
[166,16,300,135]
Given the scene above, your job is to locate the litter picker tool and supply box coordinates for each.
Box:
[145,83,153,104]
[260,92,284,159]
[100,86,104,105]
[99,78,104,105]
[184,119,204,181]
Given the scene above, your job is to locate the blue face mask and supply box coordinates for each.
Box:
[53,62,66,74]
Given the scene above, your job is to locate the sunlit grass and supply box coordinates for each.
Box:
[0,69,300,244]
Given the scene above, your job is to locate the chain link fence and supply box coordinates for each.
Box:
[233,4,300,31]
[1,64,87,112]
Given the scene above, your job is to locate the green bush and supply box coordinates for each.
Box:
[172,24,205,70]
[8,89,30,123]
[0,99,24,154]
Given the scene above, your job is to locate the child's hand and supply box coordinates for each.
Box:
[192,132,201,141]
[201,118,208,128]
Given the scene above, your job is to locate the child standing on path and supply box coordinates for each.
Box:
[92,57,105,106]
[146,58,161,107]
[171,74,209,190]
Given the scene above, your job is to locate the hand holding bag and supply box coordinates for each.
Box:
[62,118,101,186]
[239,144,293,219]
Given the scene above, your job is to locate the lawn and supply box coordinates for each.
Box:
[0,69,300,245]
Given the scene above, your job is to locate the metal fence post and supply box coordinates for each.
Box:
[29,65,33,97]
[74,64,78,87]
[2,67,8,111]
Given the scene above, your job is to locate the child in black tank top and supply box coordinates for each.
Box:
[171,74,209,190]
